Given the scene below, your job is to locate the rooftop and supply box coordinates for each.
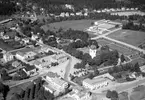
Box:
[83,77,108,85]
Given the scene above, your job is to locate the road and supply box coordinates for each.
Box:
[91,28,122,40]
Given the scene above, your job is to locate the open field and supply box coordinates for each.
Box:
[42,20,96,32]
[107,29,145,47]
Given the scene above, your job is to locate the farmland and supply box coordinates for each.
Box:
[107,29,145,47]
[42,20,96,32]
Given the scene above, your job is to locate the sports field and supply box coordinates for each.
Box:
[42,20,96,32]
[107,29,145,47]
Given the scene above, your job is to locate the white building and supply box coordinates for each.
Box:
[65,4,74,10]
[43,72,68,96]
[65,12,70,17]
[89,45,97,59]
[82,77,110,90]
[16,50,37,61]
[84,13,88,16]
[76,12,83,16]
[60,12,65,17]
[70,13,75,16]
[31,34,38,41]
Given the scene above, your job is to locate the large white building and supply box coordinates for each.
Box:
[82,77,110,90]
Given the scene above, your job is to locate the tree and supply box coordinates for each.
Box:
[106,90,118,99]
[88,40,99,48]
[134,62,141,72]
[74,61,86,69]
[111,90,119,99]
[120,54,125,62]
[1,68,12,81]
[106,90,112,98]
[29,83,35,100]
[24,88,30,100]
[0,82,9,99]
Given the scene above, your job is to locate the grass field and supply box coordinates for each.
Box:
[42,20,96,32]
[107,29,145,47]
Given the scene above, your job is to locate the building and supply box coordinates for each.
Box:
[32,55,57,69]
[12,61,21,67]
[22,38,30,44]
[3,52,14,62]
[82,77,110,90]
[52,53,68,64]
[31,34,38,41]
[15,48,37,61]
[67,88,92,100]
[43,72,68,96]
[24,65,37,76]
[89,45,97,59]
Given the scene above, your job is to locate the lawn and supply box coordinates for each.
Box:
[42,20,96,32]
[0,40,14,51]
[130,85,145,100]
[107,29,145,47]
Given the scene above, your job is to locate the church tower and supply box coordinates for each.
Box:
[89,45,97,59]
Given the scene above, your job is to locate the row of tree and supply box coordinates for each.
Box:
[0,0,16,15]
[122,21,145,31]
[9,77,54,100]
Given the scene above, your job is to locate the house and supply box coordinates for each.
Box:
[70,13,75,16]
[3,52,14,62]
[40,46,53,53]
[12,61,21,67]
[14,36,20,41]
[43,72,68,95]
[84,13,88,16]
[31,34,38,41]
[2,35,9,40]
[60,12,65,17]
[22,38,29,44]
[65,12,70,17]
[24,65,36,76]
[76,12,83,16]
[67,88,92,100]
[82,77,110,90]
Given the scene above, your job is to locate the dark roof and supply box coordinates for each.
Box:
[25,65,35,71]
